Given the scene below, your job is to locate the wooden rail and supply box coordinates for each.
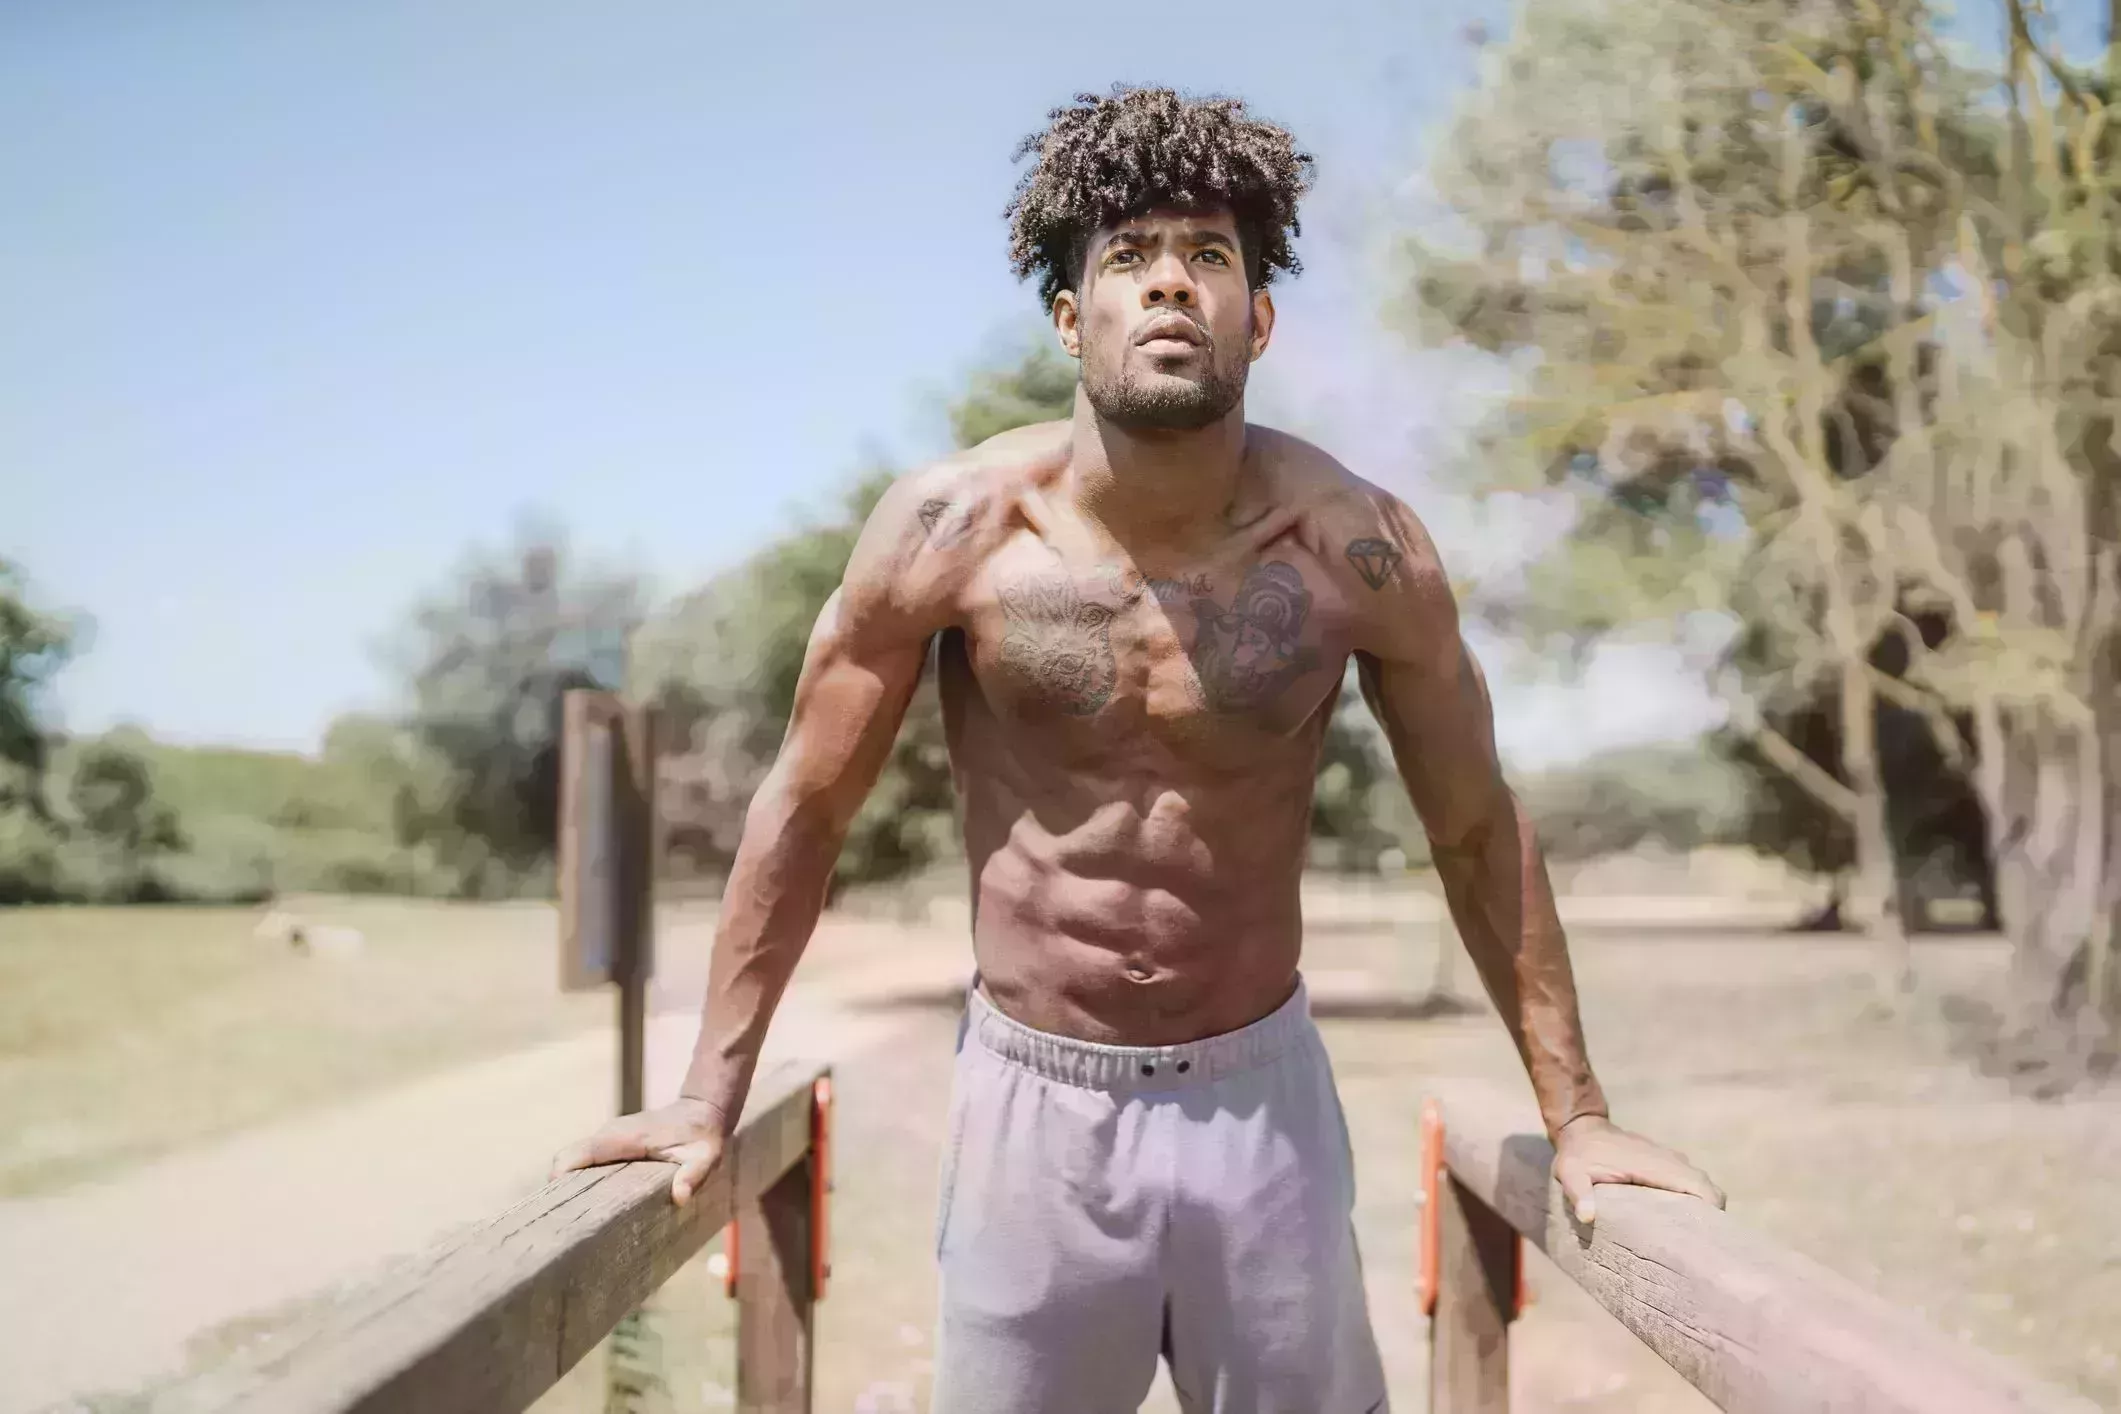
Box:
[154,1060,831,1414]
[1420,1081,2101,1414]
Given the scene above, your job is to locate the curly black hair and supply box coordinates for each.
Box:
[1006,85,1315,311]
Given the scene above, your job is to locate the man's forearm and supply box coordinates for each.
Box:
[677,780,846,1129]
[1431,791,1608,1138]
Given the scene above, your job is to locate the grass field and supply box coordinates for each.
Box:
[0,897,608,1197]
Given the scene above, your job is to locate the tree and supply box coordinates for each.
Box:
[1407,0,2120,1043]
[1936,0,2121,1038]
[1410,0,2010,994]
[67,741,186,897]
[390,522,646,897]
[1516,741,1749,863]
[948,344,1080,448]
[1714,613,1999,933]
[0,560,74,819]
[0,562,76,902]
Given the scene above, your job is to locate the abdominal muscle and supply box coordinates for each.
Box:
[959,764,1316,1046]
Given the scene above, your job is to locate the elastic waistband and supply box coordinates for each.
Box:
[963,976,1315,1092]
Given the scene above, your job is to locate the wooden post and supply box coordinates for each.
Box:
[615,701,656,1115]
[1428,1173,1513,1413]
[560,690,658,1108]
[735,1153,816,1413]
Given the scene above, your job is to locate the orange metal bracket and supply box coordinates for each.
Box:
[1515,1229,1529,1317]
[1420,1096,1529,1320]
[721,1075,832,1302]
[1419,1098,1443,1316]
[811,1074,833,1300]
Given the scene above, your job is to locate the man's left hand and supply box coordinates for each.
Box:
[1551,1114,1725,1224]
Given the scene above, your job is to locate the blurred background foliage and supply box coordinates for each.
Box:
[5,0,2115,1054]
[1407,0,2120,1045]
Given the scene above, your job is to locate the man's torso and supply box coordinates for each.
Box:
[907,421,1411,1046]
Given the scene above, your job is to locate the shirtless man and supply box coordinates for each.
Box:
[555,86,1723,1412]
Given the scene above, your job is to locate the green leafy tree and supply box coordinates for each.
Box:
[0,560,74,817]
[1408,0,2120,1037]
[391,523,646,897]
[948,344,1080,448]
[0,562,76,901]
[1407,0,2001,989]
[67,740,186,898]
[1516,741,1750,863]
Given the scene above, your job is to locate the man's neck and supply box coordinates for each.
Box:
[1066,390,1251,558]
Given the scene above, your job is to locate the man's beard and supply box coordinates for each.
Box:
[1081,336,1248,432]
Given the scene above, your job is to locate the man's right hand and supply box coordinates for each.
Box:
[549,1097,732,1206]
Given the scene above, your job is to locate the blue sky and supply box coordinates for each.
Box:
[4,0,1739,768]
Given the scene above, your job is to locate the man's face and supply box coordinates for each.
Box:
[1055,205,1275,433]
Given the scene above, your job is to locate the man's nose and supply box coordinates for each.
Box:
[1142,251,1196,307]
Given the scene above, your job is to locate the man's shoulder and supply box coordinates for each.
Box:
[1248,426,1438,568]
[1244,425,1454,655]
[840,421,1068,629]
[886,419,1068,536]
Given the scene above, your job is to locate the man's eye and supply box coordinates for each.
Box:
[1198,249,1230,266]
[1109,250,1141,265]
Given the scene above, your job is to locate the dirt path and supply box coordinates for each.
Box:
[0,983,919,1414]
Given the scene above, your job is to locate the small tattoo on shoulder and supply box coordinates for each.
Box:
[917,497,972,548]
[1344,537,1404,591]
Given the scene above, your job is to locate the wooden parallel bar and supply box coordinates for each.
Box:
[1425,1081,2100,1414]
[153,1061,826,1414]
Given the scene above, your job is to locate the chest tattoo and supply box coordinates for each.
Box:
[1188,561,1319,711]
[998,575,1119,715]
[994,560,1322,719]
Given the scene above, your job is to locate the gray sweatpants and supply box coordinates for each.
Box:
[931,976,1389,1413]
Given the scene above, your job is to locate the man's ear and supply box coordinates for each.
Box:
[1053,289,1083,359]
[1248,288,1276,362]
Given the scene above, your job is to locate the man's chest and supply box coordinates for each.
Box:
[953,543,1357,747]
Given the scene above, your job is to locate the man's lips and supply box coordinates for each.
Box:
[1134,314,1206,348]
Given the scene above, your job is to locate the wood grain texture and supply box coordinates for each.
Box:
[558,691,621,992]
[1424,1080,2101,1414]
[735,1155,814,1413]
[1429,1171,1513,1413]
[615,699,657,1114]
[152,1062,826,1414]
[558,693,657,998]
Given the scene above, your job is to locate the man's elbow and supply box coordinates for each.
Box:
[1424,782,1523,863]
[738,769,859,853]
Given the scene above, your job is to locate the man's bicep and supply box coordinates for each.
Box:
[1348,493,1514,847]
[768,470,960,804]
[1358,633,1509,851]
[772,589,931,814]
